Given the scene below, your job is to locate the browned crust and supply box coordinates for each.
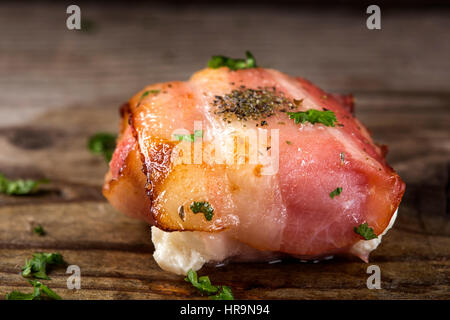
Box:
[102,139,152,223]
[126,98,181,229]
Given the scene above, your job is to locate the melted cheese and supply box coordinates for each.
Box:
[152,209,398,275]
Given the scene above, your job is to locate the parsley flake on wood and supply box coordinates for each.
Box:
[21,252,65,280]
[185,269,234,300]
[287,109,337,127]
[87,133,116,162]
[6,280,61,300]
[5,290,35,300]
[329,187,343,199]
[208,51,257,70]
[33,224,46,236]
[185,269,219,294]
[80,18,96,34]
[190,201,214,221]
[354,222,378,240]
[210,286,234,300]
[0,173,48,196]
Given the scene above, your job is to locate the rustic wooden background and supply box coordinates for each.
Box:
[0,2,449,299]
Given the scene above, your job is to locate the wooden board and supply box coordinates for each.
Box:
[0,2,449,300]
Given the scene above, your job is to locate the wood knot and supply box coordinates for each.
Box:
[3,127,57,150]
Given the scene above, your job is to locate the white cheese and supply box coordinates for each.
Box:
[152,227,243,275]
[349,209,398,260]
[152,209,399,274]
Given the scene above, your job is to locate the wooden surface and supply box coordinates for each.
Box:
[0,2,449,300]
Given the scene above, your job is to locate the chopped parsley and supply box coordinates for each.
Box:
[185,269,234,300]
[329,187,343,199]
[87,133,116,162]
[6,280,61,300]
[210,285,234,300]
[185,269,219,294]
[140,89,160,100]
[5,290,35,300]
[0,173,48,196]
[22,252,65,280]
[354,222,378,240]
[173,130,203,142]
[285,140,292,145]
[190,201,214,221]
[33,225,46,236]
[208,51,257,70]
[287,109,337,127]
[80,18,96,34]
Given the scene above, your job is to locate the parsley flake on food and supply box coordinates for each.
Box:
[208,51,257,70]
[0,173,48,196]
[6,280,61,300]
[140,89,160,100]
[287,109,337,127]
[21,252,65,280]
[185,269,234,300]
[173,130,203,142]
[87,133,117,162]
[329,187,343,199]
[190,201,214,221]
[354,222,378,240]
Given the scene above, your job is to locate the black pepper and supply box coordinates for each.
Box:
[213,87,297,126]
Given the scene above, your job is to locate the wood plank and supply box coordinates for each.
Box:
[1,3,450,126]
[0,229,448,300]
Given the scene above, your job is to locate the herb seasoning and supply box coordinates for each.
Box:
[213,87,297,126]
[190,201,214,221]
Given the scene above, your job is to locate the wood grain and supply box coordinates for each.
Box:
[0,2,449,300]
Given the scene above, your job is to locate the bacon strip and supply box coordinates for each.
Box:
[103,67,405,260]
